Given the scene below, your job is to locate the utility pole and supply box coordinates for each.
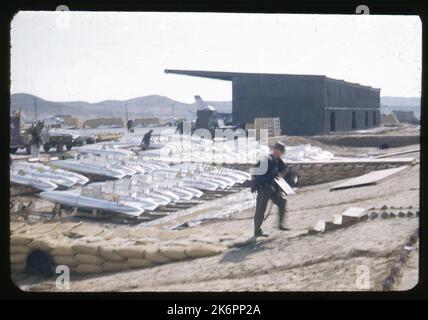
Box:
[172,103,175,119]
[34,98,37,122]
[125,104,129,122]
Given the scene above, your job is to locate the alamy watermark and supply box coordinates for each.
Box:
[156,121,270,175]
[55,5,70,30]
[55,265,70,290]
[355,265,371,290]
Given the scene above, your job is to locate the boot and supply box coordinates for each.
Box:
[254,228,269,238]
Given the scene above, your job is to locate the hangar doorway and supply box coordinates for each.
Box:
[330,111,336,132]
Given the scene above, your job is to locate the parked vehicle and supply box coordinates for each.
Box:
[10,112,32,154]
[41,129,74,152]
[11,113,88,154]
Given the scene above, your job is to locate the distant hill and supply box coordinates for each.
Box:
[380,96,421,119]
[10,93,232,122]
[11,93,421,122]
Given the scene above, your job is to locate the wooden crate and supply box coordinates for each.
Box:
[254,117,281,140]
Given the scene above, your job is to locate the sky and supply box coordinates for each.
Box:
[11,11,421,103]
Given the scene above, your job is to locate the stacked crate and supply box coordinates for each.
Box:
[254,117,281,140]
[134,117,161,127]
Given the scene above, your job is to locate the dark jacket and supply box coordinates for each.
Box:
[29,121,44,146]
[142,130,152,146]
[252,154,286,191]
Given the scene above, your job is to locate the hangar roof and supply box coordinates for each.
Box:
[164,69,381,91]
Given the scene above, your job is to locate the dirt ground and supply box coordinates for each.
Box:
[15,144,420,292]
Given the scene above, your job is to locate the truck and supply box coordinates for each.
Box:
[10,113,85,154]
[10,113,31,154]
[41,130,74,152]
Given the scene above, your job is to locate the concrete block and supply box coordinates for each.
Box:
[308,220,325,234]
[370,212,379,219]
[324,221,342,231]
[388,211,398,218]
[340,207,368,225]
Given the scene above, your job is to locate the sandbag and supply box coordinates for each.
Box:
[10,222,25,233]
[28,239,53,252]
[184,244,225,258]
[68,266,77,273]
[50,221,81,234]
[103,262,128,272]
[157,228,200,240]
[117,245,145,259]
[159,246,187,261]
[51,245,75,256]
[75,253,104,265]
[144,247,171,264]
[99,246,125,262]
[127,258,154,268]
[10,245,30,255]
[65,224,104,238]
[27,222,59,235]
[53,255,79,267]
[72,243,99,255]
[11,263,26,273]
[75,263,104,274]
[10,236,33,246]
[11,254,27,264]
[103,229,130,240]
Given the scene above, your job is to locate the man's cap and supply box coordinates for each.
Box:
[273,142,286,153]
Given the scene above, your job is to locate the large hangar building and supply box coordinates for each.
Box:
[165,69,381,135]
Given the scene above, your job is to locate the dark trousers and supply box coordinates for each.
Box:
[254,185,286,234]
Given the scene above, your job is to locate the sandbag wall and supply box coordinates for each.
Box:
[11,235,227,275]
[287,158,416,186]
[312,134,420,148]
[83,118,124,129]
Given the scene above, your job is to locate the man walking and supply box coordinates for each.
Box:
[141,129,153,150]
[252,142,290,237]
[29,121,44,159]
[127,119,134,133]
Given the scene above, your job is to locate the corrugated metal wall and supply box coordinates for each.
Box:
[232,75,380,135]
